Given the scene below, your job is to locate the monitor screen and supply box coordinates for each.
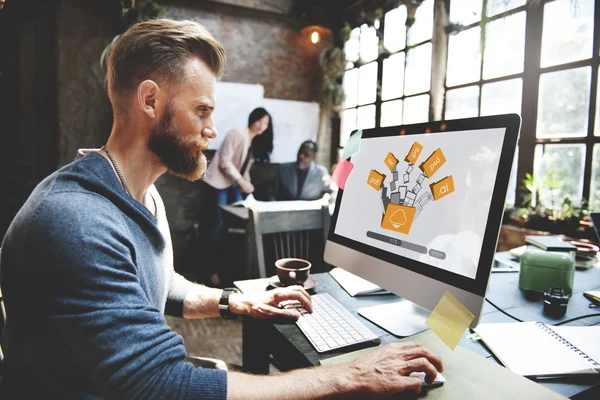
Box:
[326,115,520,305]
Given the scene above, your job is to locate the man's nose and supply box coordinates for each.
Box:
[202,118,217,139]
[202,127,217,139]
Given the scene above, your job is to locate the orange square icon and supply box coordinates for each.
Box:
[419,148,446,178]
[430,176,455,200]
[384,152,399,171]
[404,142,423,165]
[367,169,386,190]
[381,204,417,235]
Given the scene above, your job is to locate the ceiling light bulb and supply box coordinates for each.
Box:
[311,31,320,44]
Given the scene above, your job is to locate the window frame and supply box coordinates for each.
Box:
[337,0,600,209]
[338,3,435,159]
[516,0,600,207]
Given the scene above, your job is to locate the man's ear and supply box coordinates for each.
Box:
[137,80,160,119]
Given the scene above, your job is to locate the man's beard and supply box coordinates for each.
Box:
[148,108,207,181]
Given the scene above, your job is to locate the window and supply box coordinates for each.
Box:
[537,67,591,138]
[339,0,599,210]
[340,26,379,149]
[340,0,434,159]
[445,1,526,206]
[531,0,598,209]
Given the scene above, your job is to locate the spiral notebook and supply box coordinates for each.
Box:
[474,322,600,377]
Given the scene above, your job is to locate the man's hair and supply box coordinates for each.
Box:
[300,140,318,153]
[107,18,226,111]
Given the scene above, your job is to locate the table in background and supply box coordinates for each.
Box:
[237,267,600,399]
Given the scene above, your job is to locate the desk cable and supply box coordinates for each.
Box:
[484,298,523,322]
[485,298,600,326]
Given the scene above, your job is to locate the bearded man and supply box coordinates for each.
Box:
[0,18,442,399]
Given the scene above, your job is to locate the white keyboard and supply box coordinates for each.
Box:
[287,293,380,353]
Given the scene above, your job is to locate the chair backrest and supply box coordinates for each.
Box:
[249,205,331,278]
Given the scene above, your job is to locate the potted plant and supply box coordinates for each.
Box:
[502,173,594,244]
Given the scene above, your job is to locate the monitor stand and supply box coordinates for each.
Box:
[358,300,430,337]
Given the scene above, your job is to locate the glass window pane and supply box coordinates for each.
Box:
[590,144,600,210]
[487,0,526,17]
[481,78,522,116]
[445,85,479,120]
[447,27,481,87]
[541,0,595,67]
[343,68,358,108]
[533,144,585,207]
[357,105,376,130]
[506,148,519,207]
[407,0,434,46]
[405,43,431,96]
[381,99,404,127]
[450,0,482,25]
[384,5,407,52]
[360,25,379,63]
[483,12,526,80]
[357,62,378,106]
[404,94,429,124]
[344,27,360,63]
[537,67,591,138]
[340,108,357,147]
[596,66,600,136]
[382,52,405,101]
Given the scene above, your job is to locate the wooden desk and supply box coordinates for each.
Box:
[237,268,600,399]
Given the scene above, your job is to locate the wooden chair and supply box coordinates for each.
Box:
[248,205,331,278]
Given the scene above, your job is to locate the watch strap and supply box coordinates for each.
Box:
[219,288,239,319]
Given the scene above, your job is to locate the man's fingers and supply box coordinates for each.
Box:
[399,376,423,394]
[400,357,439,385]
[399,345,444,373]
[254,304,300,320]
[288,285,311,299]
[285,285,312,311]
[271,305,301,320]
[273,289,312,313]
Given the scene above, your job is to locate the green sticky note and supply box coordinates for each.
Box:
[342,129,363,160]
[426,291,475,351]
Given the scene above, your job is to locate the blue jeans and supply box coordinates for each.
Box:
[204,183,243,275]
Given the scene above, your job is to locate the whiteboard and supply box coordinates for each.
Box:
[261,98,320,163]
[211,82,264,149]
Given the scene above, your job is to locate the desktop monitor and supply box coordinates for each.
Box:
[324,114,521,334]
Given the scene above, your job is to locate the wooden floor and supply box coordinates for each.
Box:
[165,316,243,366]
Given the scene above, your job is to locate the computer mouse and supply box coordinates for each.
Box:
[409,371,445,388]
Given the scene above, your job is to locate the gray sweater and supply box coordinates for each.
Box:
[0,151,227,399]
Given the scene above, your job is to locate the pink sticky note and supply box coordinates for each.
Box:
[331,160,354,190]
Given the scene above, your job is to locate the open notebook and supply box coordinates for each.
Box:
[329,267,390,296]
[474,322,600,377]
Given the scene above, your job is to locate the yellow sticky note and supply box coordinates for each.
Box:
[426,291,475,351]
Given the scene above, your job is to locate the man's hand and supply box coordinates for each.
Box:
[237,178,254,194]
[227,340,444,399]
[228,286,312,320]
[340,341,444,397]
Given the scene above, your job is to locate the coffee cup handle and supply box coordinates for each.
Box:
[289,271,296,281]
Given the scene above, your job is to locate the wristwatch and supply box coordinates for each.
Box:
[219,288,240,319]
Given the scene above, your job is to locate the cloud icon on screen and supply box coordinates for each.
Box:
[390,209,407,228]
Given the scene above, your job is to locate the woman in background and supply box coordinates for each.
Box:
[203,107,273,284]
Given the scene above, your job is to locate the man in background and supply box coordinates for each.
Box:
[270,140,333,201]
